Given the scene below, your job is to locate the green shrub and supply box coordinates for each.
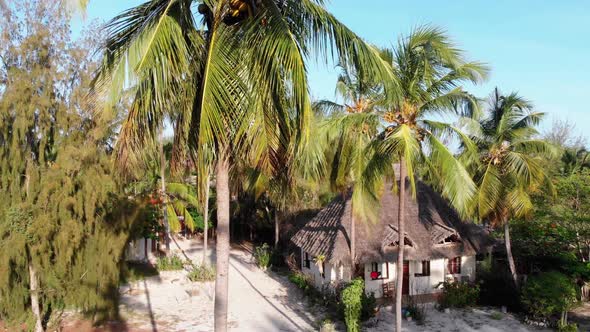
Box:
[289,272,311,290]
[341,278,364,332]
[254,243,271,270]
[490,312,503,320]
[319,319,336,332]
[438,281,479,309]
[360,291,377,321]
[558,322,578,332]
[521,271,578,325]
[187,264,216,282]
[156,255,184,271]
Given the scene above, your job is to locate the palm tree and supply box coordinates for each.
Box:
[561,148,590,176]
[315,64,384,270]
[361,26,488,331]
[466,88,556,287]
[92,1,393,330]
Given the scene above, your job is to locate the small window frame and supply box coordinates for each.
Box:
[415,260,430,277]
[448,256,461,274]
[370,262,389,280]
[303,252,311,269]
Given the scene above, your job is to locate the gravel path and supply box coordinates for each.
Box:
[118,238,319,332]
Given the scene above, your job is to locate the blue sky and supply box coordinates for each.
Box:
[73,0,590,137]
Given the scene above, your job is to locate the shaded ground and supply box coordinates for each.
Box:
[366,306,551,332]
[569,301,590,331]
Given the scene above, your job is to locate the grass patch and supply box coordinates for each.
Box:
[188,264,216,282]
[490,311,503,320]
[156,255,184,271]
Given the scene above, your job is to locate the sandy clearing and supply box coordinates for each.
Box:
[116,237,555,332]
[118,238,320,332]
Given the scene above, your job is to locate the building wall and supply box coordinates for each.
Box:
[411,258,445,295]
[364,255,477,298]
[364,262,397,298]
[300,248,350,288]
[126,238,153,262]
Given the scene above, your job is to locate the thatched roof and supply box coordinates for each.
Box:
[291,178,495,265]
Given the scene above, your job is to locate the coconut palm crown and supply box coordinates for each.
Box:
[363,26,488,216]
[463,88,557,287]
[468,88,556,225]
[91,1,394,331]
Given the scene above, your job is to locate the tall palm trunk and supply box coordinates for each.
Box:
[214,154,231,332]
[274,209,280,248]
[28,261,44,332]
[504,222,518,287]
[160,131,170,251]
[350,208,356,274]
[203,173,210,266]
[395,159,406,332]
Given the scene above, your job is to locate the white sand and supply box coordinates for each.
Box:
[119,238,320,331]
[365,306,551,332]
[119,238,549,332]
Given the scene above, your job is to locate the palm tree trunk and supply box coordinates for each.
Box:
[160,131,170,252]
[350,206,356,274]
[274,210,280,248]
[214,155,231,332]
[504,222,519,287]
[395,159,406,332]
[203,173,210,266]
[28,261,44,332]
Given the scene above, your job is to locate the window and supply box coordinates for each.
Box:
[303,252,311,269]
[439,234,461,244]
[448,257,461,274]
[415,260,430,277]
[370,262,389,280]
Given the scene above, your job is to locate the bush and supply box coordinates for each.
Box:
[360,291,377,321]
[156,255,184,271]
[558,322,578,332]
[490,312,503,320]
[438,281,479,309]
[477,262,522,311]
[254,243,271,270]
[521,271,578,325]
[187,264,216,282]
[319,319,336,332]
[341,278,364,332]
[289,272,311,291]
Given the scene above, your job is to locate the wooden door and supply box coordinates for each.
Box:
[402,261,410,295]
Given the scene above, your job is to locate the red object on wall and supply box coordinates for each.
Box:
[370,271,379,280]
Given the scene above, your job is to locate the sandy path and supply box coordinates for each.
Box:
[118,238,318,332]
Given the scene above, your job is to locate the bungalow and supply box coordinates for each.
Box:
[291,178,495,301]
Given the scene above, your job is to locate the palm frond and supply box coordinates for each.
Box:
[425,132,477,217]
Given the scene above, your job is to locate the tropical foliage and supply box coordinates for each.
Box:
[358,26,488,330]
[2,1,589,331]
[463,88,556,286]
[0,2,141,330]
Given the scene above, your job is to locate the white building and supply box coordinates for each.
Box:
[291,179,494,302]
